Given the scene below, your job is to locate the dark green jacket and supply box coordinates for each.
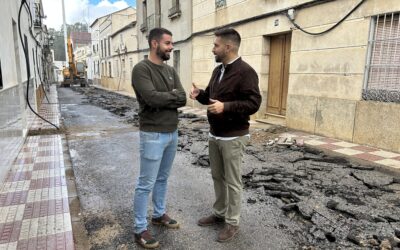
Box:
[131,59,186,132]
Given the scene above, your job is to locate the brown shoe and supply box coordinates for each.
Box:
[134,230,160,249]
[151,214,180,229]
[217,224,239,242]
[197,214,225,226]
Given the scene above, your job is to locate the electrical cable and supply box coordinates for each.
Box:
[285,0,367,36]
[18,0,59,130]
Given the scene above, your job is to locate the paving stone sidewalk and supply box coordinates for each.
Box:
[0,86,73,250]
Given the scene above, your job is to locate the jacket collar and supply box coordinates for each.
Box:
[221,57,241,72]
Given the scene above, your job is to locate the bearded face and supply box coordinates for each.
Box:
[156,44,171,61]
[154,34,173,61]
[212,37,228,63]
[214,53,224,63]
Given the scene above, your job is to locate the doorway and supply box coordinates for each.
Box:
[267,33,291,116]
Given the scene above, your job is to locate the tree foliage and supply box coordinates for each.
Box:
[49,22,89,61]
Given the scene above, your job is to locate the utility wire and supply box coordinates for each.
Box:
[285,0,367,36]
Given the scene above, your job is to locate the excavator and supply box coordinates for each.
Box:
[61,37,87,87]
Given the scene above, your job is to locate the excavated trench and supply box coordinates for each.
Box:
[71,86,400,249]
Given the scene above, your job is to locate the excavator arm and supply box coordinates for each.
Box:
[62,36,87,87]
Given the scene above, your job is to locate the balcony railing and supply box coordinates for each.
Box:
[33,3,42,28]
[33,19,42,28]
[147,14,161,31]
[168,4,181,19]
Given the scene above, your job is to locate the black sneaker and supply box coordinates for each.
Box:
[134,230,159,249]
[151,214,180,229]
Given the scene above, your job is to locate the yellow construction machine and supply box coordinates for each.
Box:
[61,37,87,87]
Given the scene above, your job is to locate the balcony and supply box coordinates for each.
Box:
[168,5,181,19]
[33,3,42,28]
[33,19,42,28]
[147,14,161,31]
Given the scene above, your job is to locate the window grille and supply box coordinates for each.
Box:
[363,13,400,103]
[168,0,181,18]
[140,1,148,32]
[216,0,226,8]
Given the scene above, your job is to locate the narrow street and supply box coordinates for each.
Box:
[58,86,400,250]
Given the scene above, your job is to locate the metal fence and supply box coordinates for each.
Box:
[363,13,400,103]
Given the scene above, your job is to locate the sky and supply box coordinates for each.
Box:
[42,0,136,30]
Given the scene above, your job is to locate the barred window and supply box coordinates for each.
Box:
[216,0,226,9]
[363,13,400,103]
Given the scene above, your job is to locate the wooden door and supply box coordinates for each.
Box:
[267,33,291,116]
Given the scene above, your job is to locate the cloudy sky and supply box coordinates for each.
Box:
[42,0,136,30]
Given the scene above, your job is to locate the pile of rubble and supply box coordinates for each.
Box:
[242,144,400,249]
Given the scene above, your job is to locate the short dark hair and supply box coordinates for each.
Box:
[148,28,172,48]
[214,28,241,47]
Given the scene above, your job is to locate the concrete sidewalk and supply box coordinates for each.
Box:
[0,85,74,249]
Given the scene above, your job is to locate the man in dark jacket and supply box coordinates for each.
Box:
[131,28,186,249]
[190,28,261,242]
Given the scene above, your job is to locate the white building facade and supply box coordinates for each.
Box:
[0,0,52,181]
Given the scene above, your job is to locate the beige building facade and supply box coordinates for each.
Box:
[136,0,193,92]
[191,0,400,153]
[93,7,136,90]
[108,20,139,94]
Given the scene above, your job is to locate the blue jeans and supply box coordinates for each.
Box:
[133,130,178,234]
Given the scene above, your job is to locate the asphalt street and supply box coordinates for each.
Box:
[59,86,400,250]
[58,87,297,249]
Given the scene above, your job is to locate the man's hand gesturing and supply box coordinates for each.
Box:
[190,83,200,100]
